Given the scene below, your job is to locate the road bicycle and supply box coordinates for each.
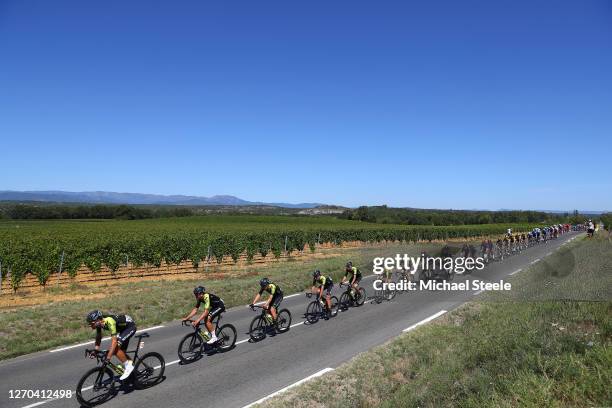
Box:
[248,304,292,342]
[373,280,396,303]
[177,315,237,364]
[76,332,164,408]
[338,282,366,310]
[305,292,339,323]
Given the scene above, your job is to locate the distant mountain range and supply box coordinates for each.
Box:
[0,191,324,209]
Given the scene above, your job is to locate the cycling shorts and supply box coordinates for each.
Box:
[208,304,226,321]
[117,322,137,351]
[270,292,283,310]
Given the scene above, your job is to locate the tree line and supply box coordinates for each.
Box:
[338,206,593,226]
[0,203,193,220]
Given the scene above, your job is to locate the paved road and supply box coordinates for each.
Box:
[0,232,581,408]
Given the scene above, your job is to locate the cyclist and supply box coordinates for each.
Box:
[251,278,283,322]
[310,269,333,319]
[183,286,226,344]
[341,261,362,299]
[86,310,136,381]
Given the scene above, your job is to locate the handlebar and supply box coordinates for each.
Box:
[85,349,108,363]
[182,319,202,327]
[249,304,268,311]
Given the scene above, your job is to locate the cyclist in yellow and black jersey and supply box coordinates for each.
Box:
[183,286,226,344]
[251,278,283,322]
[311,269,333,318]
[86,310,136,380]
[341,261,362,294]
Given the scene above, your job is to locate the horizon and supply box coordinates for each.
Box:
[0,189,607,213]
[1,1,610,209]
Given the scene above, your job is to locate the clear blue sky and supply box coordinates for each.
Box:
[1,1,610,210]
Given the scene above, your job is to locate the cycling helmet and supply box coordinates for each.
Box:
[86,310,103,323]
[345,261,352,268]
[193,286,205,296]
[259,277,270,288]
[313,269,321,278]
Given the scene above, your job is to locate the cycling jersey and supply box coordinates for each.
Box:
[313,276,333,289]
[98,314,136,350]
[259,283,282,297]
[345,267,362,281]
[100,314,133,336]
[195,293,224,311]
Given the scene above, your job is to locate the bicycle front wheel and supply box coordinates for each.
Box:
[76,366,116,408]
[276,309,292,332]
[305,301,321,324]
[249,316,267,342]
[133,352,165,389]
[329,296,339,317]
[339,292,351,311]
[216,324,237,351]
[178,332,203,364]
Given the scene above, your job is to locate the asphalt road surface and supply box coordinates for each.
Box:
[0,232,582,408]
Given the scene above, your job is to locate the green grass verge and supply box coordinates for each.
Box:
[260,234,612,408]
[0,242,443,361]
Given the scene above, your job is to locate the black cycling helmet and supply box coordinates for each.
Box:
[193,286,205,296]
[86,310,103,323]
[313,269,321,278]
[345,261,352,268]
[259,277,270,288]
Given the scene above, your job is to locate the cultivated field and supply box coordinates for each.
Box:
[0,216,534,293]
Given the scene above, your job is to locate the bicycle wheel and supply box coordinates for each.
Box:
[305,300,321,324]
[276,309,292,332]
[177,332,203,364]
[249,316,267,342]
[76,366,116,408]
[216,324,237,351]
[329,296,339,317]
[133,352,165,389]
[385,287,396,301]
[355,287,366,306]
[339,292,351,311]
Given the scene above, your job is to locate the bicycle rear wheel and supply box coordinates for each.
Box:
[276,309,292,332]
[133,352,165,389]
[355,287,366,306]
[177,332,203,364]
[216,324,237,351]
[249,316,267,342]
[306,301,321,324]
[76,366,116,408]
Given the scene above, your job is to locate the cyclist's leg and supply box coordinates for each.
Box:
[270,293,282,320]
[115,323,136,362]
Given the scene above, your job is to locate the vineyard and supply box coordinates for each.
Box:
[0,216,535,292]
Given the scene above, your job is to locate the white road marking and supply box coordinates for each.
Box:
[473,289,484,295]
[403,310,447,332]
[509,268,522,276]
[49,325,165,353]
[546,252,553,256]
[290,321,305,329]
[241,367,335,408]
[21,400,58,408]
[530,259,540,265]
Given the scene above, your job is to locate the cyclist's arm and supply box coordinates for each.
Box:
[106,336,117,361]
[252,293,261,306]
[184,307,198,321]
[318,286,323,298]
[94,327,102,349]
